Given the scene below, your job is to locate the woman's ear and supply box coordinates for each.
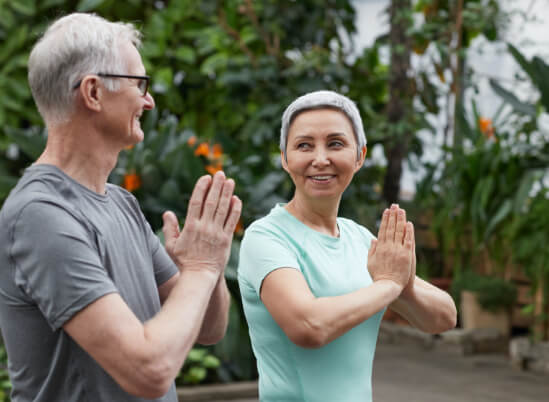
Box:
[281,151,289,173]
[355,145,367,172]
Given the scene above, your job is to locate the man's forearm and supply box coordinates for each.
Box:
[196,276,231,344]
[142,268,221,385]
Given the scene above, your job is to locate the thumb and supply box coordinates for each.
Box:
[162,211,180,247]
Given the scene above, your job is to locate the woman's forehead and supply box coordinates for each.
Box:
[289,108,354,135]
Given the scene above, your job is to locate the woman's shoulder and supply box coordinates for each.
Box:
[338,217,376,242]
[243,204,305,245]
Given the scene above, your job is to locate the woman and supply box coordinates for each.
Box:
[238,90,456,402]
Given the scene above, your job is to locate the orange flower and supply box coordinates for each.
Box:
[205,162,223,175]
[123,172,141,192]
[479,117,494,139]
[194,142,210,157]
[212,143,223,159]
[124,144,135,151]
[187,135,197,147]
[234,218,244,235]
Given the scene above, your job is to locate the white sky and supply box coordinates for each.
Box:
[352,0,549,196]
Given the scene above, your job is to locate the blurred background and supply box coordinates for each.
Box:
[0,0,548,399]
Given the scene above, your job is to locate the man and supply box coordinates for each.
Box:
[0,13,241,402]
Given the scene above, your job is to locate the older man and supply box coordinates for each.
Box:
[0,13,241,402]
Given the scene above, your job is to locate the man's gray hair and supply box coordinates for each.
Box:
[28,13,142,124]
[280,90,367,160]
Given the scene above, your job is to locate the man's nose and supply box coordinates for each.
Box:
[143,92,155,110]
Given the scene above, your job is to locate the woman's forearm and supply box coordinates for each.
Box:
[390,277,457,333]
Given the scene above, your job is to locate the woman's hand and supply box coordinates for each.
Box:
[367,204,413,291]
[400,220,417,298]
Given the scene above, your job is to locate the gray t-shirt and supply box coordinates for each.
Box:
[0,164,179,402]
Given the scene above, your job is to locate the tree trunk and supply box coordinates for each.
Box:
[383,0,413,205]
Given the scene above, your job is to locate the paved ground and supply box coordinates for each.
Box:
[184,341,549,402]
[373,343,548,402]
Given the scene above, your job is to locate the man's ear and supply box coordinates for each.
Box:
[78,76,103,112]
[355,145,367,172]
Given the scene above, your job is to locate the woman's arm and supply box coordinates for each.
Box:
[261,269,402,348]
[260,205,413,348]
[389,276,457,333]
[389,219,457,333]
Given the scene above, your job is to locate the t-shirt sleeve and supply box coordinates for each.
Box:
[238,225,301,296]
[358,224,376,249]
[125,191,178,287]
[9,200,118,331]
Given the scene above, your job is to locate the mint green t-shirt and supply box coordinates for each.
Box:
[238,204,384,402]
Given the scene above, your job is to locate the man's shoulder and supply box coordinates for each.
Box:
[1,167,89,232]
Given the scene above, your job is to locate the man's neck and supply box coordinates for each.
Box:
[36,121,119,195]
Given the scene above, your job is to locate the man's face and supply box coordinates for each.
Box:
[99,42,155,147]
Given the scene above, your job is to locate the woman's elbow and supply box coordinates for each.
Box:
[286,319,331,349]
[429,305,458,334]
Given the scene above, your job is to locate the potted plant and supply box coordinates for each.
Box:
[451,271,517,336]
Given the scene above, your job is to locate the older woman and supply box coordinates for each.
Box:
[238,91,456,402]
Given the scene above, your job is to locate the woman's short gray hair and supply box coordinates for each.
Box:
[280,90,367,160]
[28,13,142,124]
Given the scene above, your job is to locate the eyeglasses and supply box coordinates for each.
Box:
[73,73,150,96]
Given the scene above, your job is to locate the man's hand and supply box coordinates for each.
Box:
[162,171,242,276]
[367,204,413,290]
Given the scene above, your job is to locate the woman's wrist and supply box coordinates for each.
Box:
[373,279,403,302]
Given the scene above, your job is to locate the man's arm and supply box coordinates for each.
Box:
[160,197,236,344]
[158,272,230,345]
[64,172,241,398]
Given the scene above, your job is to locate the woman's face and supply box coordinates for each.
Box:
[282,108,366,203]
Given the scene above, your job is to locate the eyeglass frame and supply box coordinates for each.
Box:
[73,73,150,97]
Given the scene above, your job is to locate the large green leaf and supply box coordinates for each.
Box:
[489,79,536,117]
[484,199,512,240]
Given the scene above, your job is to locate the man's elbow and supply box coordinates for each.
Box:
[196,327,227,345]
[120,356,176,398]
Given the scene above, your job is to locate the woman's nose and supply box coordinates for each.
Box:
[311,148,330,167]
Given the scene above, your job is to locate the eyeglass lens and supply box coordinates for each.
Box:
[137,79,147,96]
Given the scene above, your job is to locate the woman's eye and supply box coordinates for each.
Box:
[330,141,344,148]
[297,143,311,149]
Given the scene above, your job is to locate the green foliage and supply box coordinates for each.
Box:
[506,193,549,297]
[451,271,517,312]
[176,347,221,386]
[0,342,11,402]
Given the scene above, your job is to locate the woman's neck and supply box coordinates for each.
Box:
[284,195,340,237]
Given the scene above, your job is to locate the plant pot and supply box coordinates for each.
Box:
[460,290,510,336]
